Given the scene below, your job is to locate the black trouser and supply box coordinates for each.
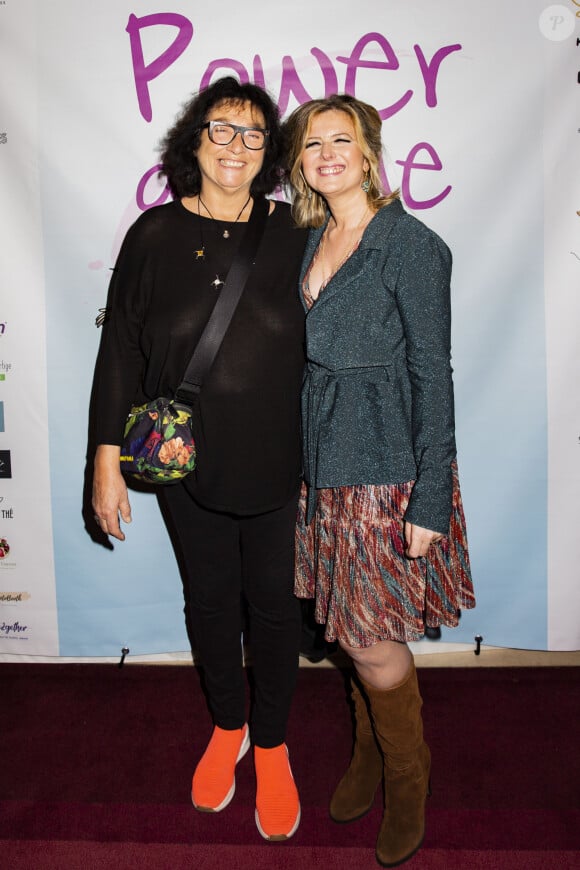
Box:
[160,484,301,748]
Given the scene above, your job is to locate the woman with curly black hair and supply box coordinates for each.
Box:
[92,77,307,841]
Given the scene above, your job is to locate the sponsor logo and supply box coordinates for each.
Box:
[0,359,12,381]
[0,537,9,558]
[0,621,28,637]
[0,450,11,478]
[0,592,31,603]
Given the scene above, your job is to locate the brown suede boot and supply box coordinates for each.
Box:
[329,677,383,822]
[361,663,430,868]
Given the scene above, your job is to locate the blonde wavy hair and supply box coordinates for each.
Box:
[283,94,399,228]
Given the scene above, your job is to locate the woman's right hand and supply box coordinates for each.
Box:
[92,444,132,541]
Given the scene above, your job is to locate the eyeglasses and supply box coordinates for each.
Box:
[201,121,269,150]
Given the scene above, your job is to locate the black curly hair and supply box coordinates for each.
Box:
[160,76,283,198]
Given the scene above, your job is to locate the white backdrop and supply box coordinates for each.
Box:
[0,0,579,658]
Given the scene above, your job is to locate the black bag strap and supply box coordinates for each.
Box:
[174,196,269,407]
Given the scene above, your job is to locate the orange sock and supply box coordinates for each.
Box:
[192,724,250,812]
[254,744,301,840]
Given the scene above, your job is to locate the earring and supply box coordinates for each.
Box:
[361,173,370,193]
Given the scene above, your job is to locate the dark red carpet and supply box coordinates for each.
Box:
[1,663,579,868]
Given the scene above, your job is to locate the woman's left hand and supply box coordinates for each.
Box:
[404,522,444,559]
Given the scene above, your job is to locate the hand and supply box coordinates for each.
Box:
[92,444,132,541]
[403,521,443,559]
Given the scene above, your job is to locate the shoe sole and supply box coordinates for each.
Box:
[192,725,251,813]
[255,804,301,841]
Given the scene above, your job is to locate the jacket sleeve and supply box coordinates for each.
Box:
[385,215,456,534]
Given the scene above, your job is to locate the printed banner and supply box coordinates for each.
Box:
[0,1,59,655]
[0,0,578,657]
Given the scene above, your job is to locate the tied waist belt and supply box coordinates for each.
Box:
[302,362,393,524]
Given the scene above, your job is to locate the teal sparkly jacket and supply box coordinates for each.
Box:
[301,198,457,535]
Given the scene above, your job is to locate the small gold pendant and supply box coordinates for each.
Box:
[194,248,205,260]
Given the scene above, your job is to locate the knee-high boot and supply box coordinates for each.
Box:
[329,677,383,822]
[361,663,430,868]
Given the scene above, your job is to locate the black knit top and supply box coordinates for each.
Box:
[94,199,308,514]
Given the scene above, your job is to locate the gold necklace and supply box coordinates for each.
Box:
[320,205,372,288]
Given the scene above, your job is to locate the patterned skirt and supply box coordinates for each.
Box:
[295,463,475,648]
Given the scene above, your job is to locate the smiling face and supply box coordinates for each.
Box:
[300,109,369,203]
[195,99,266,197]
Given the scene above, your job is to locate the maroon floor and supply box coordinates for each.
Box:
[2,663,580,868]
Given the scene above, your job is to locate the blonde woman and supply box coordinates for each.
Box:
[284,95,475,867]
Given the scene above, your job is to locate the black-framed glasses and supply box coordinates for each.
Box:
[201,121,269,150]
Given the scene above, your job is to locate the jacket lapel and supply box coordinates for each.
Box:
[301,200,405,311]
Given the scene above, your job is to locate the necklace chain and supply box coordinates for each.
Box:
[195,194,252,291]
[320,205,371,290]
[198,194,251,238]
